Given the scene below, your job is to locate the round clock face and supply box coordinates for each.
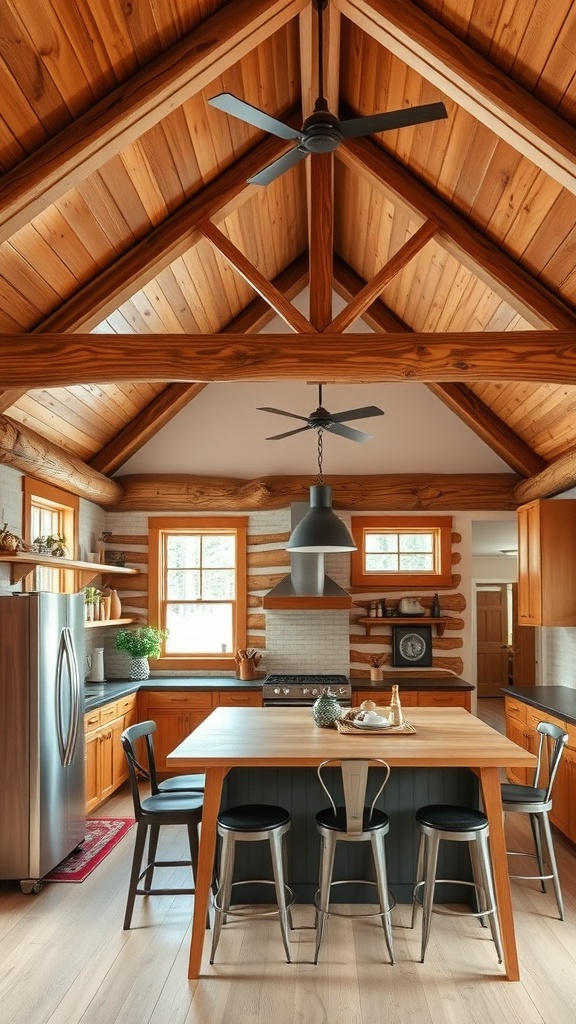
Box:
[398,632,427,662]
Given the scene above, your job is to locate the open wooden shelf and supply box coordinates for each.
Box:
[357,616,450,637]
[0,552,137,586]
[85,618,133,629]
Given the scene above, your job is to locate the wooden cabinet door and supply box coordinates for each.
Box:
[150,710,193,770]
[353,689,417,708]
[517,500,541,624]
[215,691,262,707]
[418,690,469,709]
[85,730,101,813]
[99,727,115,802]
[504,697,528,784]
[111,715,128,788]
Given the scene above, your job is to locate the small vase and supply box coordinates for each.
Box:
[312,690,342,728]
[370,667,383,681]
[130,657,150,681]
[109,589,121,620]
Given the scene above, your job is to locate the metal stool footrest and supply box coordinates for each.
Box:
[314,879,396,920]
[507,850,555,881]
[412,878,496,921]
[213,878,295,920]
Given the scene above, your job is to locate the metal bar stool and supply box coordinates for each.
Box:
[411,804,503,964]
[313,758,395,965]
[210,803,294,964]
[502,720,568,920]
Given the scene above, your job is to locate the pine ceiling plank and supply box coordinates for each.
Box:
[336,0,576,193]
[0,0,307,242]
[5,331,576,389]
[327,219,438,333]
[35,131,294,335]
[198,219,314,333]
[89,383,207,476]
[338,137,576,329]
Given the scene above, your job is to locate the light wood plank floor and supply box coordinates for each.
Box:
[1,699,575,1024]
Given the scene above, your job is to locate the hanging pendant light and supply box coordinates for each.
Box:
[286,429,356,553]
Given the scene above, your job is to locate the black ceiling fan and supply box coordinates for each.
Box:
[258,384,384,443]
[208,0,447,186]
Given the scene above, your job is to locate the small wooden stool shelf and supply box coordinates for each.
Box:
[357,617,449,637]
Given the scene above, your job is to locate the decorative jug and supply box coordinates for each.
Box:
[87,647,105,682]
[312,689,342,728]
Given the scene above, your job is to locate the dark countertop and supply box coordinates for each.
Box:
[501,686,576,727]
[350,674,474,692]
[84,676,262,711]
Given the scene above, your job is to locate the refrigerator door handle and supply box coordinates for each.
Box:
[56,627,80,767]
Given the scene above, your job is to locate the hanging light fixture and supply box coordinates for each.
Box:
[287,428,356,552]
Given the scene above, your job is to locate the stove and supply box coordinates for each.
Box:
[262,673,351,706]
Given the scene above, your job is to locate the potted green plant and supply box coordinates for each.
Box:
[33,534,68,557]
[115,625,169,680]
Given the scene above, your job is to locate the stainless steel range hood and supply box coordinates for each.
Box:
[263,502,352,610]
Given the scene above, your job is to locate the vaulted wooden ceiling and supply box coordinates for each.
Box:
[2,0,576,510]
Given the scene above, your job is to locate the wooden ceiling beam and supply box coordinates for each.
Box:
[332,258,546,478]
[0,0,307,243]
[327,220,438,333]
[514,449,576,504]
[198,220,314,333]
[0,416,122,507]
[309,154,335,330]
[339,139,576,331]
[113,472,519,512]
[337,0,576,195]
[4,331,576,388]
[88,257,309,476]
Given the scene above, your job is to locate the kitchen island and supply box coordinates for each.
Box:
[168,705,535,982]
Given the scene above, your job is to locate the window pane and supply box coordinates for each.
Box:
[399,533,433,552]
[167,569,200,599]
[366,553,399,571]
[167,536,200,567]
[202,569,235,599]
[366,533,398,553]
[202,535,235,567]
[165,603,233,653]
[399,553,434,571]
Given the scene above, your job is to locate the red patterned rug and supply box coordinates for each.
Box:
[45,818,135,883]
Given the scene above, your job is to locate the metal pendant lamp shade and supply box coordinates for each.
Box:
[286,484,356,553]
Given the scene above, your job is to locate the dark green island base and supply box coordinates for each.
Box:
[222,766,478,905]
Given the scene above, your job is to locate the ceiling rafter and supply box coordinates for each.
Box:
[336,0,576,194]
[338,139,576,330]
[3,332,576,389]
[0,0,307,243]
[332,258,546,478]
[89,256,310,476]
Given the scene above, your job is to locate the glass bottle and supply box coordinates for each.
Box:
[388,684,404,726]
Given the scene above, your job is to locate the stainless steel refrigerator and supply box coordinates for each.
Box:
[0,592,85,892]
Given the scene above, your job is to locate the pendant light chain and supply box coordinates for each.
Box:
[315,428,324,484]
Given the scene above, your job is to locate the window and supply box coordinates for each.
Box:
[148,517,248,671]
[351,515,453,588]
[22,479,78,592]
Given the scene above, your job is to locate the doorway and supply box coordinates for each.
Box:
[476,585,510,697]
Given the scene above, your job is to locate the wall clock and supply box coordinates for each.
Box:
[392,625,433,667]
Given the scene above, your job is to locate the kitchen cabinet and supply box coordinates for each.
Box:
[517,498,576,625]
[84,693,137,812]
[353,689,470,711]
[140,689,262,773]
[504,696,529,784]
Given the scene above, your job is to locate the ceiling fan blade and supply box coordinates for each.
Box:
[208,93,301,141]
[248,146,308,186]
[330,405,385,423]
[257,406,309,422]
[338,101,447,139]
[326,422,373,443]
[265,425,312,440]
